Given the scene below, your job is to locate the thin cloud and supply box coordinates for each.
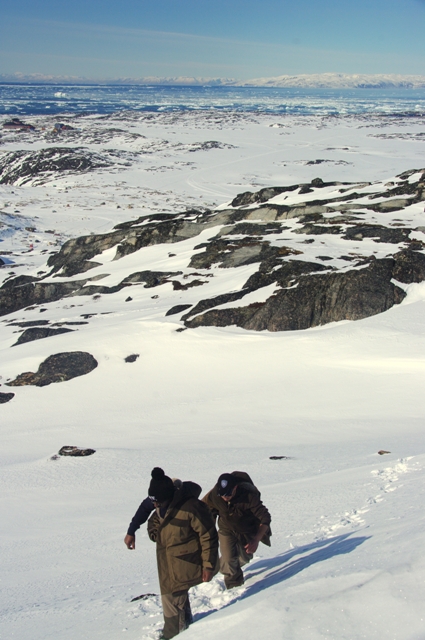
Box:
[3,15,391,57]
[2,16,424,78]
[3,16,259,48]
[1,15,400,60]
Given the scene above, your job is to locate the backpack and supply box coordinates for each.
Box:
[231,471,270,544]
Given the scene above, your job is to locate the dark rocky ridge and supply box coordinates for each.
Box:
[36,170,423,279]
[0,135,237,187]
[0,270,181,317]
[184,256,411,331]
[0,147,113,186]
[1,169,425,335]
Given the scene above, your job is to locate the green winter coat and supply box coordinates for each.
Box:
[147,481,218,595]
[202,474,271,546]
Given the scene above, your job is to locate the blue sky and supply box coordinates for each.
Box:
[1,0,425,80]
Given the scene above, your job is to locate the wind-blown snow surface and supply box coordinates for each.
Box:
[1,110,425,639]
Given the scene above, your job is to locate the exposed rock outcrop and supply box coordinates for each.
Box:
[392,249,425,283]
[182,260,329,321]
[2,169,424,338]
[184,256,416,331]
[58,446,96,457]
[0,270,181,318]
[0,392,14,404]
[0,278,89,317]
[124,354,139,363]
[122,271,181,288]
[12,326,74,346]
[7,320,51,328]
[45,214,204,276]
[6,351,98,387]
[0,147,113,186]
[166,304,193,316]
[23,169,423,284]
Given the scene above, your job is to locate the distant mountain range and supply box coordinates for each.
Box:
[0,73,236,86]
[1,72,425,88]
[236,73,425,89]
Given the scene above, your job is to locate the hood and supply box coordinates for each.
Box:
[171,480,202,508]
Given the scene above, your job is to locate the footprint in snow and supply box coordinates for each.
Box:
[134,577,244,639]
[314,458,419,541]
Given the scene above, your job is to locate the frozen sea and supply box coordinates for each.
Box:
[1,83,425,116]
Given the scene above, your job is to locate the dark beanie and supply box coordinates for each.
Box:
[148,467,175,502]
[216,473,238,497]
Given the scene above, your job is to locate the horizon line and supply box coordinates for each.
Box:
[2,72,425,89]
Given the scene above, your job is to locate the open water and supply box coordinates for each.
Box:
[1,84,425,117]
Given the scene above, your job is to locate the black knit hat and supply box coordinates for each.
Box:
[216,473,238,497]
[148,467,175,503]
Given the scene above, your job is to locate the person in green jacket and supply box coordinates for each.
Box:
[145,468,218,639]
[202,471,271,589]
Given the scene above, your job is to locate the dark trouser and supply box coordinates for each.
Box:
[219,531,252,589]
[161,590,193,639]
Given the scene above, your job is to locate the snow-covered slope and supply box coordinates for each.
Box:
[1,110,425,640]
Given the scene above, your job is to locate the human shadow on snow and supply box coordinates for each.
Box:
[194,532,370,622]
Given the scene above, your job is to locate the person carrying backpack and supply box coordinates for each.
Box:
[202,471,271,589]
[136,468,218,639]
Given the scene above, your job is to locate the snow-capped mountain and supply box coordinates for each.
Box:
[236,73,425,89]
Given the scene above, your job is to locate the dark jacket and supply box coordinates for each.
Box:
[127,497,155,536]
[202,476,271,546]
[147,481,218,595]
